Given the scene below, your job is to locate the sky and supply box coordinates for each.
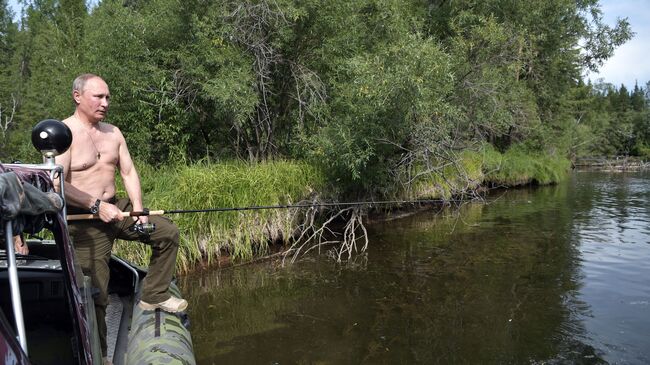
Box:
[5,0,649,89]
[587,0,650,89]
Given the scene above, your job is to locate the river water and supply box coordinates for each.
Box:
[180,171,650,364]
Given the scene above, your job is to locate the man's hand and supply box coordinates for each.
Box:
[98,202,125,223]
[134,215,149,224]
[13,235,28,255]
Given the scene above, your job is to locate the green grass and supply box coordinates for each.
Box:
[410,149,485,200]
[480,144,571,186]
[113,160,324,272]
[407,144,570,200]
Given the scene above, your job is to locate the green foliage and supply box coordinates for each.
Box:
[634,143,650,160]
[567,82,650,158]
[80,0,196,163]
[0,0,19,159]
[481,144,571,186]
[0,0,17,99]
[410,149,485,200]
[302,32,455,195]
[445,11,540,145]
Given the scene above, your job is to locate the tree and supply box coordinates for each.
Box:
[426,0,631,152]
[81,0,214,163]
[0,0,16,53]
[0,0,19,159]
[16,0,87,125]
[630,82,645,112]
[0,0,17,98]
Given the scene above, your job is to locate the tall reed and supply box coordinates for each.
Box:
[113,160,324,273]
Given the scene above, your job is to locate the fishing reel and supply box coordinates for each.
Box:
[128,208,155,239]
[129,222,156,241]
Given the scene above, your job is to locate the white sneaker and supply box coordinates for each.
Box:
[138,296,188,313]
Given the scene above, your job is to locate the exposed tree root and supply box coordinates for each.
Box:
[282,204,369,265]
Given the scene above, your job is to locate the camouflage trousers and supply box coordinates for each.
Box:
[68,197,180,356]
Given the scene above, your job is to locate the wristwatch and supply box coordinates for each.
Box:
[90,199,101,214]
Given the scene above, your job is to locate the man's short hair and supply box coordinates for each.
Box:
[72,73,100,103]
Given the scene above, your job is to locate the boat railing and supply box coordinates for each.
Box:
[3,220,28,355]
[1,157,66,356]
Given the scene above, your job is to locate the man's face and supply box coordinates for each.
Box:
[74,77,110,122]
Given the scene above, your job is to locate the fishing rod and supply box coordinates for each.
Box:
[66,198,476,221]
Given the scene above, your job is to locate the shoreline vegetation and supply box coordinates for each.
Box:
[114,145,571,273]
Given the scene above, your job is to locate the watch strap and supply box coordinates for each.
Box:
[90,199,101,214]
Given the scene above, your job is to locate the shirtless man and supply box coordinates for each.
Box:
[55,74,187,363]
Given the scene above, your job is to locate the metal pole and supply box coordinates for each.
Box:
[4,221,28,355]
[42,156,67,221]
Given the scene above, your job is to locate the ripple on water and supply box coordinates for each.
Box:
[568,172,650,364]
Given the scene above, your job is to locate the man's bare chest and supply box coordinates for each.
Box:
[69,132,119,171]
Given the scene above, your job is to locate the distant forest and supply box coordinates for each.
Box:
[1,0,647,192]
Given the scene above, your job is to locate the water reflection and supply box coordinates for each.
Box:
[180,171,650,364]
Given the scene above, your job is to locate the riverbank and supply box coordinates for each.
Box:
[573,156,649,171]
[113,147,570,273]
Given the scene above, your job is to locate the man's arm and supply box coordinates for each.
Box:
[116,128,147,223]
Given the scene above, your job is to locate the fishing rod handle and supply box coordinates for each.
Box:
[66,210,165,221]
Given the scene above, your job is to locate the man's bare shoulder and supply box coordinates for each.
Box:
[97,121,118,131]
[61,117,84,137]
[98,122,124,140]
[62,116,76,128]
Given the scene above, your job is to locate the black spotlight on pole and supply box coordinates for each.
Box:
[31,119,72,162]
